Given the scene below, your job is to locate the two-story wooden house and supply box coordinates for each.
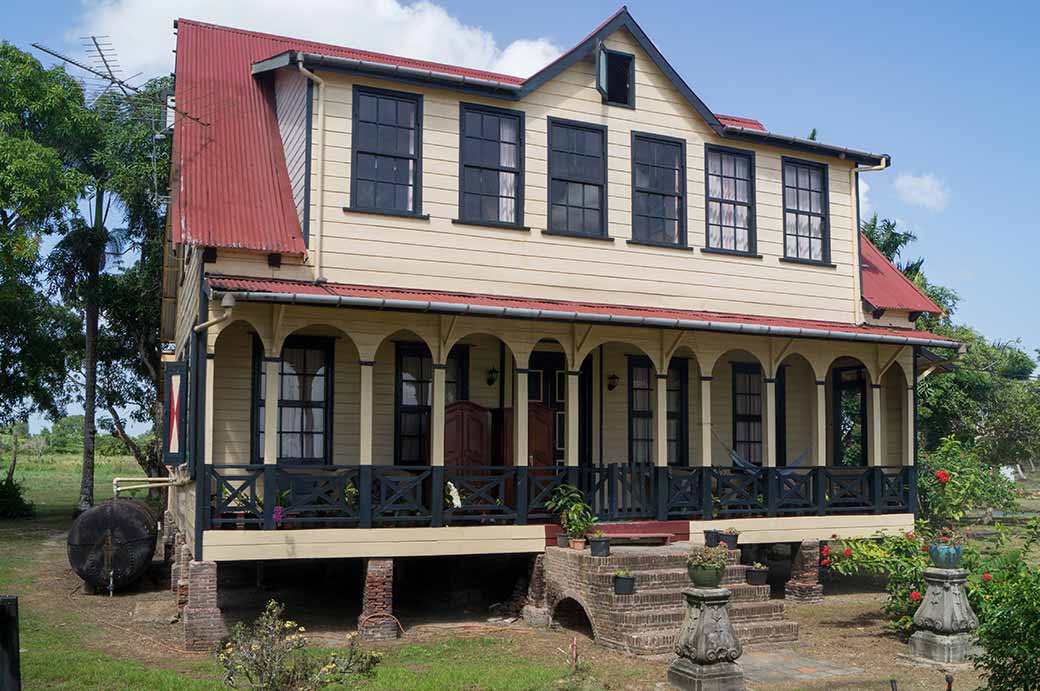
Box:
[160,7,958,648]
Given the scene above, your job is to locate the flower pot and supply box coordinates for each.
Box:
[688,564,725,588]
[746,568,768,586]
[613,575,636,595]
[718,533,739,549]
[589,537,610,557]
[556,533,570,548]
[703,529,720,547]
[928,544,964,569]
[570,538,587,550]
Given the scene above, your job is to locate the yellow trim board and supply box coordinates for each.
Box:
[688,513,914,545]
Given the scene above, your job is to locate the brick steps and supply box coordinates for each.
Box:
[734,619,800,645]
[728,600,786,624]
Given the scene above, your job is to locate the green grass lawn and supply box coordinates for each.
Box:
[1,454,596,690]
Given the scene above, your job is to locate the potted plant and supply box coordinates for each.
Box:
[546,483,584,548]
[928,526,964,569]
[746,562,769,586]
[613,568,635,595]
[589,530,610,557]
[567,507,596,550]
[719,527,739,549]
[687,544,730,587]
[703,529,720,547]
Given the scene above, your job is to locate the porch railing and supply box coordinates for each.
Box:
[203,464,917,530]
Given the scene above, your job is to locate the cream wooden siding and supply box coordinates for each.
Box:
[783,357,816,465]
[883,366,906,467]
[275,69,310,228]
[301,26,860,323]
[174,247,202,357]
[212,321,254,464]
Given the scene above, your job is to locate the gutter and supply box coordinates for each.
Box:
[722,126,888,167]
[209,288,962,351]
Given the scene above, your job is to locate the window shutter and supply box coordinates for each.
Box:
[595,41,609,99]
[163,360,188,465]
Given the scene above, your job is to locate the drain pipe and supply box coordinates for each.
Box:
[193,293,236,333]
[852,155,890,322]
[298,57,327,282]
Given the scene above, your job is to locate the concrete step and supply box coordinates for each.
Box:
[734,619,800,646]
[728,600,786,624]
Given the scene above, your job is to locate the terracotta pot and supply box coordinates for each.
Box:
[613,575,635,595]
[746,568,768,586]
[570,538,587,550]
[688,564,724,588]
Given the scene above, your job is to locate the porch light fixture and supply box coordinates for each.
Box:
[486,367,499,386]
[607,372,620,391]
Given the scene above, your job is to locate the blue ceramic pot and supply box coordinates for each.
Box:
[928,543,963,569]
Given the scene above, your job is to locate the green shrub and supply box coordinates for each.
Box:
[219,600,379,690]
[973,568,1040,691]
[917,436,1018,527]
[0,476,35,518]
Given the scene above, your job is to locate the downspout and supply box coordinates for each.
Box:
[193,293,236,333]
[297,58,327,282]
[852,155,890,323]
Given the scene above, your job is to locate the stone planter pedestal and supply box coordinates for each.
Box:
[667,588,745,691]
[909,568,981,664]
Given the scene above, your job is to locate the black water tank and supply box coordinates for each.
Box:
[67,499,158,592]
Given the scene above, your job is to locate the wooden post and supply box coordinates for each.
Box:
[814,379,827,466]
[263,356,279,465]
[869,383,883,467]
[1,596,21,691]
[204,353,215,465]
[566,371,580,468]
[699,376,713,467]
[905,385,915,467]
[763,377,777,468]
[359,361,374,467]
[654,373,668,468]
[431,364,446,527]
[515,369,529,468]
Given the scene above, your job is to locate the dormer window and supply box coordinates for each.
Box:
[596,45,635,108]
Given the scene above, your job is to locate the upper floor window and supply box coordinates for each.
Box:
[596,46,635,108]
[548,118,607,238]
[632,132,685,246]
[705,145,755,254]
[350,86,422,216]
[459,104,524,227]
[782,158,829,263]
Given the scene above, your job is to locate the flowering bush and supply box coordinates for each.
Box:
[973,567,1040,691]
[219,600,379,690]
[918,436,1018,529]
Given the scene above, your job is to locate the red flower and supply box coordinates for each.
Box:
[909,590,923,602]
[820,558,831,567]
[982,573,993,582]
[831,534,838,539]
[905,531,916,540]
[921,545,930,552]
[821,544,832,557]
[935,470,951,485]
[843,548,853,558]
[939,535,950,543]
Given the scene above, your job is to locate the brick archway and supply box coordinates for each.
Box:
[549,593,598,640]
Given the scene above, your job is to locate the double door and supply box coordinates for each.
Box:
[527,352,592,466]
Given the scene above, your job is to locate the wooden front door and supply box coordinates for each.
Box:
[527,351,593,466]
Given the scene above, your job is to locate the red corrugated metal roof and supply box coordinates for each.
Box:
[715,114,766,131]
[860,233,942,315]
[207,276,956,346]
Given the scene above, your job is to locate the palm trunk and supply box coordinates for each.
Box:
[75,191,105,515]
[5,428,17,484]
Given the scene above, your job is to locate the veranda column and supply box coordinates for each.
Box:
[204,352,215,465]
[654,373,668,467]
[565,370,580,468]
[359,361,374,466]
[905,384,915,467]
[431,364,446,466]
[514,368,529,467]
[869,383,883,466]
[699,376,713,466]
[263,354,279,464]
[763,377,777,468]
[813,379,827,466]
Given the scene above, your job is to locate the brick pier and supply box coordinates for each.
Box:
[784,540,824,603]
[358,558,399,641]
[182,560,227,650]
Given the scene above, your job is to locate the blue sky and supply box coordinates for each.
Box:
[6,1,1038,428]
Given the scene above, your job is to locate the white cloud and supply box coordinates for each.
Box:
[893,172,949,212]
[67,0,562,81]
[858,177,872,218]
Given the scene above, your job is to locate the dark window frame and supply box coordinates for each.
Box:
[348,85,424,218]
[457,102,525,228]
[393,342,470,466]
[546,117,609,239]
[627,356,688,466]
[704,143,757,255]
[631,131,687,248]
[781,156,830,265]
[250,335,335,466]
[731,362,763,467]
[831,365,868,467]
[598,47,636,109]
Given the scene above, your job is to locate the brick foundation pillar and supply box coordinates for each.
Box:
[174,540,190,606]
[183,560,226,651]
[521,554,550,627]
[785,539,824,603]
[358,558,398,641]
[162,510,177,562]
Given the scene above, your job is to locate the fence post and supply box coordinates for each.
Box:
[359,466,373,529]
[656,466,669,521]
[515,467,528,525]
[872,467,885,515]
[0,596,20,691]
[907,466,919,516]
[815,468,827,516]
[766,469,779,517]
[608,463,618,520]
[431,466,445,527]
[701,467,714,521]
[263,466,276,530]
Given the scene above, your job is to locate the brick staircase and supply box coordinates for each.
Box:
[541,545,798,656]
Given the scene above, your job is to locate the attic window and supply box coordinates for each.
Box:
[597,46,634,108]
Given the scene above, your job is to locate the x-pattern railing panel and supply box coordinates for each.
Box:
[444,467,517,523]
[275,466,361,525]
[372,466,432,525]
[527,467,567,521]
[824,468,874,512]
[775,469,816,515]
[879,468,910,511]
[209,465,264,525]
[666,467,703,519]
[711,468,768,517]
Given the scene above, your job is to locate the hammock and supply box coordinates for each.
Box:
[708,426,809,471]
